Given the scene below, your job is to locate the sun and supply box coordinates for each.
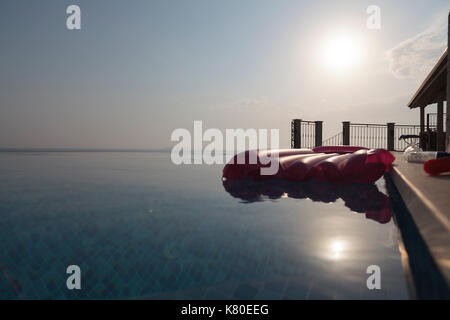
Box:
[321,34,363,72]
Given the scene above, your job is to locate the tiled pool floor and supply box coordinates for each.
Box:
[0,152,409,299]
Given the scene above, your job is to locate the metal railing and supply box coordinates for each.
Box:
[348,123,387,149]
[394,125,421,151]
[427,113,447,131]
[290,119,322,149]
[322,132,342,146]
[291,119,421,151]
[300,120,316,149]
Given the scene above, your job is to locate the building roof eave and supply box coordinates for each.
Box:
[407,48,448,109]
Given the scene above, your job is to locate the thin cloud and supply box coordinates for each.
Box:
[385,16,447,79]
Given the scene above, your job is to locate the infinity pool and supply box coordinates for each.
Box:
[0,152,409,299]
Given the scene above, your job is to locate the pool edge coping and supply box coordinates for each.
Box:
[388,164,450,290]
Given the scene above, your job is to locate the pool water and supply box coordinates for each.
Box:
[0,152,409,299]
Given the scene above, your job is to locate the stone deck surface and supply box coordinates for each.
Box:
[389,152,450,286]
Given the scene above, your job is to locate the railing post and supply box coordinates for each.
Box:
[447,12,450,152]
[291,119,301,149]
[315,121,323,147]
[387,122,395,151]
[342,121,350,145]
[437,101,444,151]
[420,106,426,150]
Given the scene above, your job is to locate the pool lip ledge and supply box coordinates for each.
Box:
[387,153,450,290]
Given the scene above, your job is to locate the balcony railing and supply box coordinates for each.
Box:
[291,120,421,151]
[427,113,447,131]
[291,119,322,149]
[322,132,343,146]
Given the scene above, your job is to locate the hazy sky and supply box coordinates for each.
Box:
[0,0,449,149]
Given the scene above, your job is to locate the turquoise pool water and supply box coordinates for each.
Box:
[0,152,409,299]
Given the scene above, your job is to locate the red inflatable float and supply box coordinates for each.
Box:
[222,146,395,184]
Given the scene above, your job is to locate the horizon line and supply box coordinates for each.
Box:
[0,147,172,153]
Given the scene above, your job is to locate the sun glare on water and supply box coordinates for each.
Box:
[330,239,345,260]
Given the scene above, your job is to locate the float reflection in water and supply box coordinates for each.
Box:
[222,178,392,224]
